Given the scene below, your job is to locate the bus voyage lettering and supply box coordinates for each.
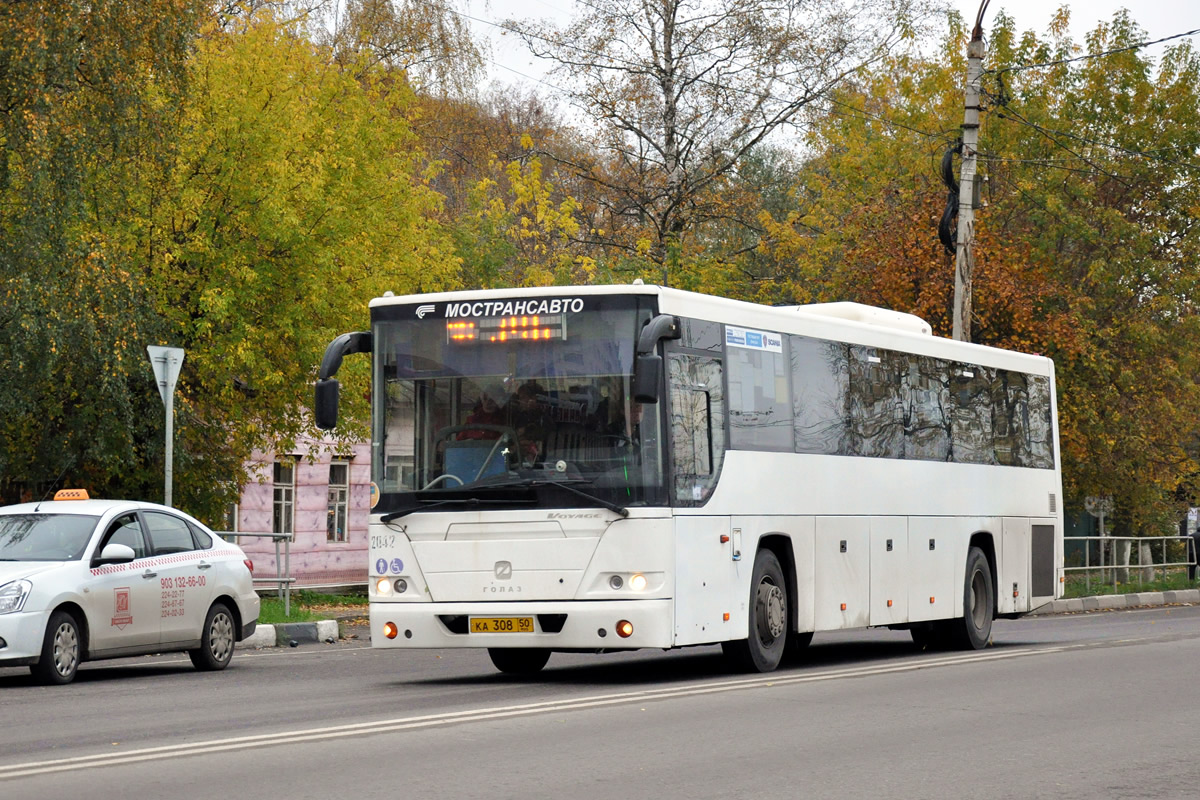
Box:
[444,298,584,318]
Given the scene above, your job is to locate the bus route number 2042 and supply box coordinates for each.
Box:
[370,535,396,549]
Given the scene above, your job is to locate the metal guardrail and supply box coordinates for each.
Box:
[215,531,294,616]
[1064,535,1197,594]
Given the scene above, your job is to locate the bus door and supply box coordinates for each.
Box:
[663,339,735,645]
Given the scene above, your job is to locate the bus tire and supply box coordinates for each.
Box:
[784,630,814,661]
[949,546,994,650]
[909,622,947,650]
[723,549,788,673]
[488,648,550,675]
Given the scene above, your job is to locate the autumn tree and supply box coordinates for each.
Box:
[764,8,1200,531]
[141,7,462,519]
[0,0,206,502]
[507,0,932,282]
[321,0,484,96]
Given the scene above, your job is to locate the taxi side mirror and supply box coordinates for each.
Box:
[97,543,136,564]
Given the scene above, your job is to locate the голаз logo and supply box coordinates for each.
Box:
[494,561,512,580]
[415,304,436,318]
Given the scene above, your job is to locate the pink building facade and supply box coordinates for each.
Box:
[232,437,372,587]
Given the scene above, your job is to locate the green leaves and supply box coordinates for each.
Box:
[1,4,460,520]
[768,8,1200,531]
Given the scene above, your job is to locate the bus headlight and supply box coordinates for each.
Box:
[629,573,647,592]
[608,575,624,590]
[375,577,392,596]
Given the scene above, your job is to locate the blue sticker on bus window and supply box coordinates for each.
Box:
[390,558,404,574]
[375,558,388,575]
[726,325,783,353]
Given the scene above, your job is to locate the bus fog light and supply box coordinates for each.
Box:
[394,578,407,593]
[376,577,392,595]
[616,620,634,638]
[383,622,399,639]
[608,575,624,590]
[629,573,647,592]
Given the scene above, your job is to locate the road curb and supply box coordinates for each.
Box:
[1028,588,1200,615]
[236,619,340,649]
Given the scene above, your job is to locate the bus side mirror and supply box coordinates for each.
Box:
[633,354,662,404]
[315,378,340,430]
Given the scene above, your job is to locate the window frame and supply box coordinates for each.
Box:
[273,459,296,539]
[327,460,350,543]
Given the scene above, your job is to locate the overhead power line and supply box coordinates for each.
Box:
[987,27,1200,76]
[990,99,1200,176]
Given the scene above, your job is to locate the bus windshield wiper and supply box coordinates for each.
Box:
[506,478,629,518]
[380,497,534,522]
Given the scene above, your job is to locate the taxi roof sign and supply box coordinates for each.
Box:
[53,489,90,501]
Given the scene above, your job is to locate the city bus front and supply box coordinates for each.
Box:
[323,288,679,668]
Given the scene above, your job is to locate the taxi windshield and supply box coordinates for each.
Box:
[0,514,98,561]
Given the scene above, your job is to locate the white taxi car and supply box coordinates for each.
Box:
[0,490,261,684]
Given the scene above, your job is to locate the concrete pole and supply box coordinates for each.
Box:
[952,31,985,342]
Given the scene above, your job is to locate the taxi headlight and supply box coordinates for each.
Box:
[0,580,32,615]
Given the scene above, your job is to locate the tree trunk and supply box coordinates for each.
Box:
[1115,539,1131,584]
[1138,541,1155,583]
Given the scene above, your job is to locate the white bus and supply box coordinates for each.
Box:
[315,284,1062,673]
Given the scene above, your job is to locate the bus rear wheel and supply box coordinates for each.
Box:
[488,648,551,675]
[948,546,994,649]
[723,549,788,673]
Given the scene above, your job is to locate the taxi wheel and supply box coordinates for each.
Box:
[31,611,82,685]
[189,602,235,671]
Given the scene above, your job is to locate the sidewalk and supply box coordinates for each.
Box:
[1028,588,1200,615]
[236,619,343,649]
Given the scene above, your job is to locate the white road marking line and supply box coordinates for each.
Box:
[0,642,1097,780]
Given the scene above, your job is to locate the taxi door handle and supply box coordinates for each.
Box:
[142,569,158,579]
[197,561,212,570]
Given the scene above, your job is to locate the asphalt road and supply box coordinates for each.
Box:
[3,606,1199,799]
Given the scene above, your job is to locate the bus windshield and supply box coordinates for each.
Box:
[371,295,665,513]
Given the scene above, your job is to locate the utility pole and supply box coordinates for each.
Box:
[952,3,988,342]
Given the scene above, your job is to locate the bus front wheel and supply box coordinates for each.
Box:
[488,648,551,675]
[723,549,788,673]
[949,546,994,649]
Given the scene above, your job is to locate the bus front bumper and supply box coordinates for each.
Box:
[369,599,675,650]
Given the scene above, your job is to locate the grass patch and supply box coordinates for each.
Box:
[1063,567,1198,599]
[257,590,368,625]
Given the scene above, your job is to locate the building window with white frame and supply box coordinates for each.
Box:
[273,461,294,538]
[327,461,349,543]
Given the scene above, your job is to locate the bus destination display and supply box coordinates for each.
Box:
[447,314,566,344]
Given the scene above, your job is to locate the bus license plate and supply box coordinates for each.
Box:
[470,616,534,634]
